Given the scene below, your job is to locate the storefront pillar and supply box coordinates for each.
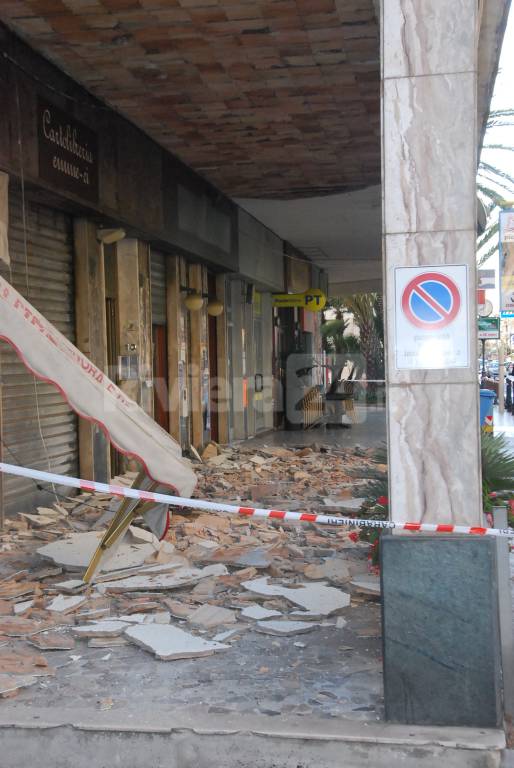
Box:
[189,263,207,450]
[215,274,230,444]
[74,218,110,482]
[138,242,153,419]
[114,238,152,413]
[230,279,246,441]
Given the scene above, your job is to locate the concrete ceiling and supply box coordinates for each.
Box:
[237,184,382,292]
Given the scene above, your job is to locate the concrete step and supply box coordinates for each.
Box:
[0,707,506,768]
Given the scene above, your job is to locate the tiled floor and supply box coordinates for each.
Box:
[242,406,387,452]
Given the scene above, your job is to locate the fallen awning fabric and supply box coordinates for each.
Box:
[0,274,197,500]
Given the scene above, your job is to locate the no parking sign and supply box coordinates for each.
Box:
[394,265,469,370]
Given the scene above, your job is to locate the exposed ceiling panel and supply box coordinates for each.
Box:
[236,184,382,288]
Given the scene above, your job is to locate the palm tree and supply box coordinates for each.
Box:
[321,299,362,394]
[342,293,384,402]
[477,108,514,267]
[321,319,360,355]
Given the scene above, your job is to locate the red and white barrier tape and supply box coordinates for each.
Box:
[0,461,512,538]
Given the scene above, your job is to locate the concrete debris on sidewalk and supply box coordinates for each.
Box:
[0,443,382,695]
[350,575,381,596]
[241,577,351,617]
[255,619,319,636]
[240,605,282,620]
[124,624,230,660]
[36,529,160,572]
[72,620,131,638]
[27,631,75,651]
[187,603,237,629]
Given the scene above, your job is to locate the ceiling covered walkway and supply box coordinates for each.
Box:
[0,0,508,291]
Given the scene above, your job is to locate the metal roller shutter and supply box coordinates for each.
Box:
[1,193,78,515]
[150,250,167,326]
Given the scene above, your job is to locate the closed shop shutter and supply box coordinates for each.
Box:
[1,193,78,514]
[150,250,166,326]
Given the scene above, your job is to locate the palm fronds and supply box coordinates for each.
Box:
[477,221,499,250]
[477,118,514,267]
[481,432,514,493]
[478,241,501,268]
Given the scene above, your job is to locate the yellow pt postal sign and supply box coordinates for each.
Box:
[272,288,326,312]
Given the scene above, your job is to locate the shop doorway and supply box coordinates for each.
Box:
[152,324,169,431]
[150,252,169,432]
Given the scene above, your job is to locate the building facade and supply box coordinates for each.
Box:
[0,22,326,514]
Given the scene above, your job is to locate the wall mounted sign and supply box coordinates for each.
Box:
[272,288,326,312]
[394,265,469,370]
[501,210,514,243]
[500,210,514,316]
[118,354,139,381]
[478,299,493,317]
[478,269,496,290]
[478,316,500,340]
[38,98,99,203]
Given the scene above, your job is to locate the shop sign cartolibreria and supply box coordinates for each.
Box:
[38,98,99,203]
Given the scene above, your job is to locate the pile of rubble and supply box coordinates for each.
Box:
[0,443,381,699]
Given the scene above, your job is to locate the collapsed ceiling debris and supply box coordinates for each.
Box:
[0,442,381,698]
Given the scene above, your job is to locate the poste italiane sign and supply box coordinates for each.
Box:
[272,288,326,312]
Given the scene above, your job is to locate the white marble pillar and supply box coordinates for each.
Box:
[382,1,482,524]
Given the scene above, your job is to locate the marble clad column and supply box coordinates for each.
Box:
[382,0,482,524]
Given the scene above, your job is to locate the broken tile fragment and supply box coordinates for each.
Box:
[117,612,170,625]
[37,532,157,573]
[162,599,196,619]
[0,649,53,681]
[75,607,111,621]
[240,605,282,621]
[124,624,230,660]
[241,577,350,617]
[256,620,319,636]
[201,442,218,460]
[52,579,86,594]
[303,559,351,585]
[88,637,129,648]
[100,564,227,593]
[0,674,38,698]
[0,582,39,600]
[212,628,244,642]
[0,617,52,637]
[350,575,381,596]
[19,513,58,528]
[187,604,237,629]
[47,595,87,614]
[28,631,75,651]
[13,600,34,616]
[197,544,273,569]
[73,620,129,638]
